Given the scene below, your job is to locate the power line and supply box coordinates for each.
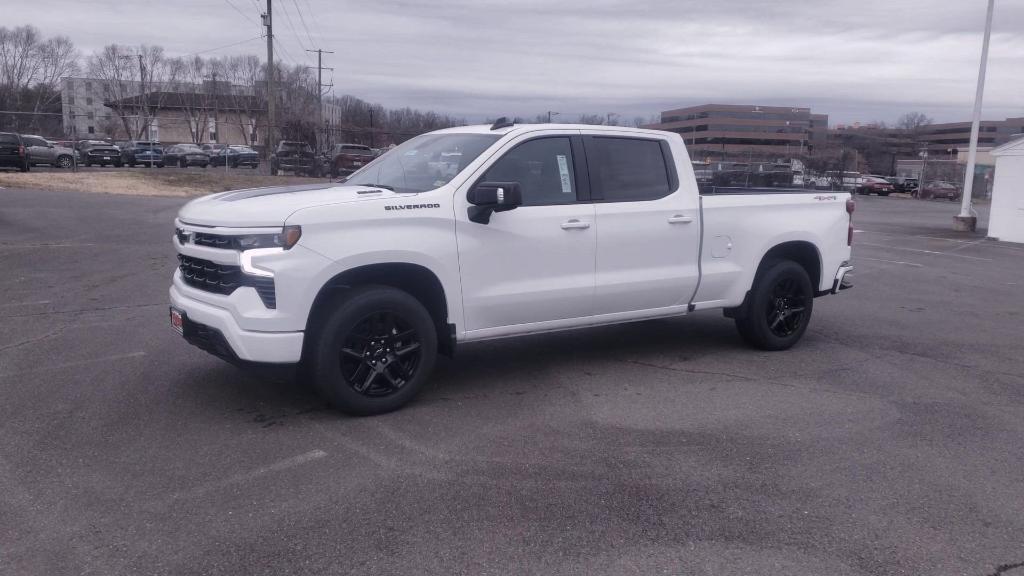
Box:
[290,0,318,50]
[277,0,309,53]
[182,34,265,58]
[298,0,325,48]
[272,36,306,67]
[221,0,259,26]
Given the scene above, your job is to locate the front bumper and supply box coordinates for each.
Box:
[169,281,303,363]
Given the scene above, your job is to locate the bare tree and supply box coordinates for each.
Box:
[896,112,933,133]
[576,114,605,125]
[221,54,263,146]
[87,43,179,140]
[0,25,78,133]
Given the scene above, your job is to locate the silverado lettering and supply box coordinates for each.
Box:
[385,203,441,211]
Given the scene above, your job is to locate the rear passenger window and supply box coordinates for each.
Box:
[590,137,672,201]
[483,137,576,206]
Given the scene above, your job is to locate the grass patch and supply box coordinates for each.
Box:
[0,169,329,197]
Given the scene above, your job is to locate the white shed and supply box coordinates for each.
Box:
[989,136,1024,244]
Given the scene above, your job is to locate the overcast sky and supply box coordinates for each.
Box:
[7,0,1024,125]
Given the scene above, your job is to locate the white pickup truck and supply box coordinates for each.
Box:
[170,121,854,414]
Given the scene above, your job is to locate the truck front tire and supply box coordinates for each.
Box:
[309,286,437,415]
[734,260,814,351]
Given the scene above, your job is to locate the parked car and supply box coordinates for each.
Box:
[210,145,260,168]
[918,181,961,201]
[270,140,318,176]
[0,132,30,172]
[53,140,82,164]
[855,175,895,196]
[164,144,210,168]
[122,141,164,167]
[324,143,375,177]
[170,122,855,415]
[200,143,228,157]
[21,135,76,168]
[77,140,122,167]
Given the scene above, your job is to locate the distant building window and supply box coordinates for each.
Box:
[87,111,95,120]
[87,126,95,134]
[86,97,93,106]
[85,81,93,91]
[67,95,75,106]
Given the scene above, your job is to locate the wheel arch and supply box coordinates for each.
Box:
[725,240,823,319]
[305,262,454,357]
[757,240,822,291]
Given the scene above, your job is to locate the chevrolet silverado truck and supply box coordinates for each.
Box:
[170,121,854,415]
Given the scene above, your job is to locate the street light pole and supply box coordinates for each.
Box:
[955,0,995,232]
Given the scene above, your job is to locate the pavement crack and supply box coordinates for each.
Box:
[0,326,64,352]
[0,302,164,319]
[984,561,1024,576]
[617,358,756,381]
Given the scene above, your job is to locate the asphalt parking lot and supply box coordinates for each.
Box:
[2,188,1023,576]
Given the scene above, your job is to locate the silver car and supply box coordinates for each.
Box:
[22,134,76,168]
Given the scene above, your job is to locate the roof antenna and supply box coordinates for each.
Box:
[490,117,515,130]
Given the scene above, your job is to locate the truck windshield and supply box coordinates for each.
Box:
[346,133,500,193]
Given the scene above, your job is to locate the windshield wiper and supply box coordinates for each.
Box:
[356,183,394,191]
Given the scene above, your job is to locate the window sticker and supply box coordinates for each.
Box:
[556,154,572,194]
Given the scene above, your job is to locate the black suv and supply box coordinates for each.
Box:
[0,132,30,172]
[77,140,123,167]
[270,141,318,176]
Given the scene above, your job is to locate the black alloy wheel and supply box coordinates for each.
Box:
[339,311,423,398]
[734,260,814,351]
[765,276,808,338]
[57,155,72,168]
[310,286,437,415]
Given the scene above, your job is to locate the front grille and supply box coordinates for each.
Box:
[194,232,236,250]
[177,254,276,308]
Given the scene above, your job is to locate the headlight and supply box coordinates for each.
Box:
[237,225,302,250]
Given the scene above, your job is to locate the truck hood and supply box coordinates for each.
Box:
[177,183,407,227]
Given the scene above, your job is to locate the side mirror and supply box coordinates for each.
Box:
[467,181,522,224]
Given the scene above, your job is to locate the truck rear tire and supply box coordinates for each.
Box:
[734,260,814,351]
[309,286,437,415]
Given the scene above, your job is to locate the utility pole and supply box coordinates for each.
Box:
[547,111,559,123]
[368,108,374,148]
[262,0,275,159]
[955,0,995,232]
[306,48,334,151]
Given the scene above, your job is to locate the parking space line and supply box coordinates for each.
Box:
[857,242,992,262]
[165,449,327,502]
[0,300,51,309]
[915,235,977,243]
[858,257,924,268]
[946,238,990,253]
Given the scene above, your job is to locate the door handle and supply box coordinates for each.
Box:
[561,219,591,230]
[668,215,694,224]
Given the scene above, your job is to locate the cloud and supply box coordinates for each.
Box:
[6,0,1023,123]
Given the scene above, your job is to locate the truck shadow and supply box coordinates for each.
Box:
[174,311,744,421]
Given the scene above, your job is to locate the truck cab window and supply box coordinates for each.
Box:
[484,137,576,206]
[590,137,671,201]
